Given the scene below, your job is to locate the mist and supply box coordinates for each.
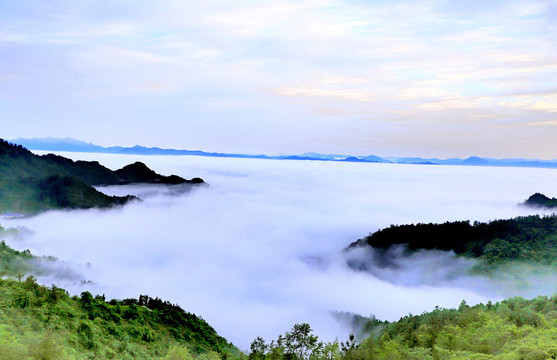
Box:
[5,153,557,349]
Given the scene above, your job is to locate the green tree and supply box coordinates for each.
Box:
[163,345,195,360]
[284,323,320,360]
[321,340,341,360]
[249,337,267,360]
[340,334,356,354]
[198,350,222,360]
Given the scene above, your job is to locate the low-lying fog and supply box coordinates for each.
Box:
[6,153,557,349]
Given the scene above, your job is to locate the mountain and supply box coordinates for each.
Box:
[14,137,557,169]
[12,137,110,153]
[337,155,391,163]
[461,156,490,165]
[0,239,240,359]
[348,295,557,359]
[301,152,351,160]
[360,154,391,163]
[13,137,263,158]
[12,137,392,163]
[341,156,373,163]
[387,155,557,168]
[522,193,557,209]
[115,162,204,185]
[346,215,557,268]
[0,139,203,213]
[388,157,441,164]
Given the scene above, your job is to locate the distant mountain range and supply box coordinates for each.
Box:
[12,137,557,169]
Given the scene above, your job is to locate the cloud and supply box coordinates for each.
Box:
[3,0,557,158]
[5,153,557,349]
[498,94,557,113]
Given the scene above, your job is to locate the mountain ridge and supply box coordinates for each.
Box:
[0,139,204,214]
[14,137,557,169]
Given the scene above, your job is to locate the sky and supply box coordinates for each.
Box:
[1,0,557,158]
[8,153,557,348]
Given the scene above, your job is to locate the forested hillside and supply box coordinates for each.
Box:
[0,139,203,213]
[523,193,557,209]
[347,215,557,267]
[0,227,240,360]
[343,295,557,359]
[0,277,241,360]
[249,296,557,360]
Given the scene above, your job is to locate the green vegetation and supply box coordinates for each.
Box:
[0,277,240,360]
[346,295,557,359]
[249,322,348,360]
[0,230,240,360]
[0,139,203,213]
[324,214,557,358]
[348,214,557,266]
[252,296,557,360]
[0,224,64,280]
[0,239,34,279]
[0,239,61,281]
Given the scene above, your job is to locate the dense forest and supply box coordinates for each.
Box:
[245,214,557,359]
[0,277,241,360]
[347,214,557,267]
[0,139,204,213]
[249,295,557,359]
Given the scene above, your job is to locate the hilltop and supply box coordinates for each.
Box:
[522,193,557,209]
[0,277,241,359]
[0,139,204,213]
[346,214,557,272]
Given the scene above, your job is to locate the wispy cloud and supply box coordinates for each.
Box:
[1,0,557,157]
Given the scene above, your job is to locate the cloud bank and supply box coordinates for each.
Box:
[5,153,557,349]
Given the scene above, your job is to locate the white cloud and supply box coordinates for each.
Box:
[2,0,557,157]
[498,93,557,113]
[6,153,557,349]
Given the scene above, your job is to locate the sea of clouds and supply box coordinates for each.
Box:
[5,152,557,349]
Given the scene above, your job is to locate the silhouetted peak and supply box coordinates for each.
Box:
[462,156,489,165]
[523,193,557,208]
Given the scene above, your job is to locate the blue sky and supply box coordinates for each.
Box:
[2,0,557,158]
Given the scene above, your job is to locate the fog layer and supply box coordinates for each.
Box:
[6,153,557,349]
